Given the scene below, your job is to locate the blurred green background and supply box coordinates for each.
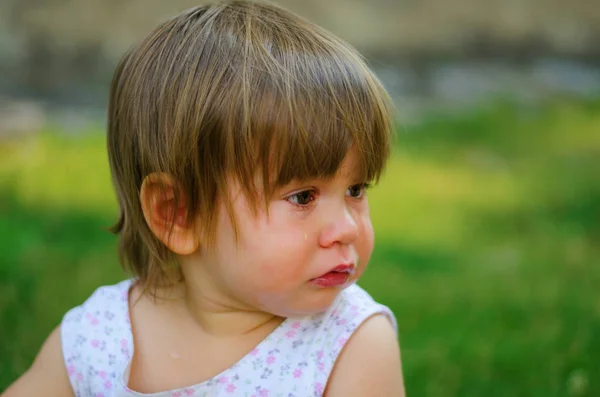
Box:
[2,98,599,396]
[2,0,600,396]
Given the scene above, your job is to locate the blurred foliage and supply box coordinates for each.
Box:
[1,98,599,396]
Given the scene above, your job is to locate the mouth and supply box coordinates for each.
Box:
[309,264,355,288]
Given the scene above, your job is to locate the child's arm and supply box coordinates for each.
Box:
[325,314,406,396]
[2,326,74,397]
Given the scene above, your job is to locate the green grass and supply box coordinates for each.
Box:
[1,98,599,396]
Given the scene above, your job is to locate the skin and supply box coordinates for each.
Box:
[3,150,405,396]
[177,150,375,322]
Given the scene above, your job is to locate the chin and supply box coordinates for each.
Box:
[290,287,345,317]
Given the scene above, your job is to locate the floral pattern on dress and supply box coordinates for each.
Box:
[61,280,396,397]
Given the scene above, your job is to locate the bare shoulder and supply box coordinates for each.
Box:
[2,326,74,397]
[325,314,406,397]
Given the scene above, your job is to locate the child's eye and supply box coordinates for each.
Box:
[287,189,316,206]
[346,183,370,199]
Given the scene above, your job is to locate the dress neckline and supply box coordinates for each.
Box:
[114,279,294,396]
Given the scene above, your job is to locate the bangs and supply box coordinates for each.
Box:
[225,21,393,200]
[267,58,391,186]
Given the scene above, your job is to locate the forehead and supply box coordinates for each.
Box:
[333,148,364,182]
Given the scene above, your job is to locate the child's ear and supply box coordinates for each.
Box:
[140,172,199,255]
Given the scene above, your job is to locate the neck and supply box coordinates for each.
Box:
[154,257,283,336]
[179,279,282,336]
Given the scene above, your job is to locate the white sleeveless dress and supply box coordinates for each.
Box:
[61,279,397,397]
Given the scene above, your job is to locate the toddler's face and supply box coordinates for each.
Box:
[196,150,375,317]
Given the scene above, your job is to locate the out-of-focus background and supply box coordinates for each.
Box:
[1,1,599,395]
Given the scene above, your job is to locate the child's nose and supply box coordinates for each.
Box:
[318,206,359,247]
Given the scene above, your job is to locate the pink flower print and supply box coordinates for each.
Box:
[91,339,100,348]
[76,372,84,381]
[183,389,195,396]
[331,309,338,316]
[86,313,99,326]
[338,336,348,347]
[97,370,107,379]
[292,321,301,329]
[266,354,276,365]
[121,338,130,357]
[318,361,325,372]
[315,382,324,395]
[104,380,112,389]
[337,318,347,326]
[293,368,302,378]
[218,376,228,384]
[96,393,105,397]
[226,384,236,393]
[316,350,324,360]
[67,365,76,376]
[259,389,269,397]
[250,348,260,356]
[172,392,182,397]
[285,330,296,338]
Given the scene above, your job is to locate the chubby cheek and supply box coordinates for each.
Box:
[238,220,310,292]
[356,214,375,276]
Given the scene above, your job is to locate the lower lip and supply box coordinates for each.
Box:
[310,272,350,288]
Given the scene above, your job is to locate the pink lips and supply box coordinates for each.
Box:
[330,264,353,273]
[310,264,355,288]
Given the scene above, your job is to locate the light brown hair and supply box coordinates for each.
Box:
[107,0,394,293]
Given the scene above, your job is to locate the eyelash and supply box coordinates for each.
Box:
[286,183,371,208]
